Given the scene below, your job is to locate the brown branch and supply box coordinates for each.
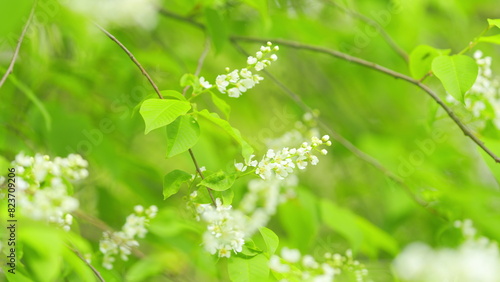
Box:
[94,23,163,99]
[231,36,500,164]
[0,0,38,89]
[95,24,217,204]
[324,0,408,62]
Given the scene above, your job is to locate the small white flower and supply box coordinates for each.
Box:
[281,247,301,263]
[247,56,257,65]
[270,255,290,273]
[199,77,213,89]
[228,88,242,98]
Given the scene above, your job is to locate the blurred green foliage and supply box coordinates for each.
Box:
[1,0,500,281]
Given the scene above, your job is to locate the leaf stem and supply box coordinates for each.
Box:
[457,25,493,55]
[189,148,217,205]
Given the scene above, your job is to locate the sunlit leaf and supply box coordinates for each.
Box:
[431,55,478,103]
[197,109,254,159]
[259,227,279,255]
[227,254,269,282]
[139,99,191,134]
[198,170,236,191]
[163,169,192,199]
[408,45,450,79]
[166,115,200,158]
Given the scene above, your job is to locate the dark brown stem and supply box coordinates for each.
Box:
[0,0,38,89]
[94,23,163,99]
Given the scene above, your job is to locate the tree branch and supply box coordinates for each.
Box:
[95,23,163,99]
[324,0,408,62]
[231,36,500,163]
[0,0,38,89]
[231,40,444,219]
[95,24,217,205]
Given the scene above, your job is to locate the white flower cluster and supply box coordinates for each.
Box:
[270,248,368,282]
[236,135,331,180]
[447,50,500,130]
[195,197,247,258]
[199,42,279,98]
[63,0,160,29]
[99,205,158,269]
[393,219,500,282]
[9,153,88,231]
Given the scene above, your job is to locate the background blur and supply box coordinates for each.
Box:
[1,0,500,280]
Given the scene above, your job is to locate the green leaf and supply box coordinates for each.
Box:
[478,34,500,45]
[431,55,478,103]
[242,0,270,27]
[139,99,191,134]
[197,109,254,159]
[278,189,319,251]
[408,45,450,79]
[320,199,399,257]
[210,92,231,119]
[2,69,52,131]
[228,254,269,282]
[259,227,279,255]
[19,223,64,282]
[204,8,228,53]
[166,115,200,158]
[163,170,192,199]
[125,255,165,282]
[222,188,234,205]
[161,90,187,101]
[198,170,236,191]
[180,73,203,95]
[487,18,500,29]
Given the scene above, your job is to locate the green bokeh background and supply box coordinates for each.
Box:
[1,0,500,280]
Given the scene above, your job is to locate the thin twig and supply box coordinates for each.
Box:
[158,8,205,30]
[0,0,38,89]
[67,244,105,282]
[189,148,217,204]
[324,0,408,62]
[182,36,211,95]
[95,24,217,204]
[94,23,163,99]
[195,37,211,76]
[231,40,443,218]
[74,211,177,280]
[231,36,500,163]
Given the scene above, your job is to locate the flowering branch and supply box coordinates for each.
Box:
[95,24,217,205]
[231,36,500,164]
[159,8,500,163]
[230,40,444,218]
[0,0,37,89]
